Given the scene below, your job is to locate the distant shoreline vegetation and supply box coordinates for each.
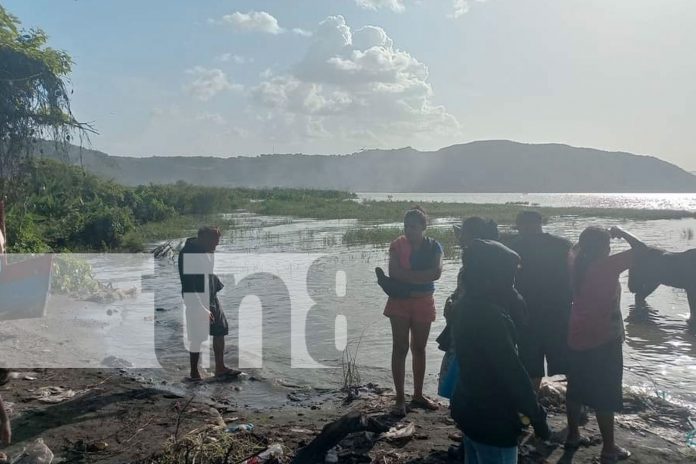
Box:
[5,159,695,253]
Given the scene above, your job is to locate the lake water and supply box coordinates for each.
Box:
[82,194,696,411]
[357,192,696,211]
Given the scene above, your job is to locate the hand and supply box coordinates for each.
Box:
[609,226,625,239]
[1,420,11,446]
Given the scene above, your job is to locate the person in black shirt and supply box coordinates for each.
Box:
[507,211,573,391]
[178,226,238,380]
[451,240,549,463]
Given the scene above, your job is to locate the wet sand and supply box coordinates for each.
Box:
[1,368,694,463]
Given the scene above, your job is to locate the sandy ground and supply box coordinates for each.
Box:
[0,368,695,464]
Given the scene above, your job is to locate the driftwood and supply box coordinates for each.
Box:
[291,411,388,464]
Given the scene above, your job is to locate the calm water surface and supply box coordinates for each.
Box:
[86,195,696,410]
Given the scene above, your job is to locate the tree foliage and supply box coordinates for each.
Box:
[0,5,93,198]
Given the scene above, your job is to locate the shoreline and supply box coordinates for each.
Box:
[1,368,695,463]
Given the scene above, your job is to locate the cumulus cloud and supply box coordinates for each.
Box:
[184,66,241,101]
[221,11,283,34]
[451,0,487,18]
[354,0,406,12]
[292,28,313,37]
[251,15,459,146]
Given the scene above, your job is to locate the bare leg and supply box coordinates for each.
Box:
[566,399,582,444]
[189,352,202,379]
[213,336,228,375]
[410,321,438,409]
[390,317,411,409]
[596,411,615,456]
[687,289,696,329]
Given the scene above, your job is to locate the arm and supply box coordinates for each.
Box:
[0,395,10,446]
[610,226,646,250]
[389,249,443,284]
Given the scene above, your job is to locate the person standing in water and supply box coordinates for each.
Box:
[508,211,573,391]
[178,226,238,381]
[565,226,646,464]
[383,207,443,416]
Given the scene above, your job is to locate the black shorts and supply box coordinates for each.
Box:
[209,301,229,337]
[567,338,623,412]
[518,311,570,378]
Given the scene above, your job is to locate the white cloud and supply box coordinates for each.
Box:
[451,0,487,18]
[221,11,283,34]
[184,66,241,101]
[251,15,459,146]
[292,28,313,37]
[355,0,406,12]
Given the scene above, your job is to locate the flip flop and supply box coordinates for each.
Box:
[214,369,242,379]
[564,435,594,449]
[184,376,205,383]
[390,403,407,418]
[600,446,631,464]
[410,396,439,411]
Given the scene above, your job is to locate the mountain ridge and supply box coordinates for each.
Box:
[38,140,696,193]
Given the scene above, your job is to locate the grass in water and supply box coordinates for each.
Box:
[249,198,696,223]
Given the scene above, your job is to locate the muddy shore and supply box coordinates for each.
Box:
[0,368,694,463]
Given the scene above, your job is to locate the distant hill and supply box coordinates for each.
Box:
[37,140,696,193]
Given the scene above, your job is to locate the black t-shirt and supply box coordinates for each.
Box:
[178,237,223,306]
[508,233,572,314]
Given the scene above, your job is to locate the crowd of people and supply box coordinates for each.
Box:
[0,197,664,464]
[378,207,647,464]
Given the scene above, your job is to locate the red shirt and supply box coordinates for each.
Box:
[568,250,633,351]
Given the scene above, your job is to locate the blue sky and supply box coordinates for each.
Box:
[5,0,696,170]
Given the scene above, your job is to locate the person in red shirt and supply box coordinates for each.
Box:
[565,226,646,464]
[382,207,444,416]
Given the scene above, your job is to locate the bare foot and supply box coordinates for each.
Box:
[390,401,407,418]
[410,395,439,410]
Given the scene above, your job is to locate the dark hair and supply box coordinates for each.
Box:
[198,226,221,241]
[516,210,543,226]
[0,368,9,386]
[572,227,611,292]
[461,217,499,241]
[404,206,428,227]
[462,239,520,294]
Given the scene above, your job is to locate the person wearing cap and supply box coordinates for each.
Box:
[450,239,550,463]
[507,211,573,392]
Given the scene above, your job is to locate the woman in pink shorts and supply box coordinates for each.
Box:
[383,206,443,416]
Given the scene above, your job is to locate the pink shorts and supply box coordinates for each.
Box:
[384,295,436,324]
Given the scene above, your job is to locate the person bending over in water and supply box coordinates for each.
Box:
[382,207,443,416]
[565,226,646,464]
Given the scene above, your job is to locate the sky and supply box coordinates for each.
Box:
[4,0,696,170]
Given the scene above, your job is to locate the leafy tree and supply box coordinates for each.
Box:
[0,5,93,199]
